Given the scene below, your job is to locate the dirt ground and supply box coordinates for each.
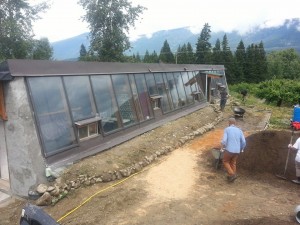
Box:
[1,102,300,225]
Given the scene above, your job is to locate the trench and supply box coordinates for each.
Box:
[189,128,297,180]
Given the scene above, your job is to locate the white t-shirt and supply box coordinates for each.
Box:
[293,137,300,162]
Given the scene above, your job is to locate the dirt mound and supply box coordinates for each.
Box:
[239,130,297,180]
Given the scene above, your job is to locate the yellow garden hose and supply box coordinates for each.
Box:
[57,161,158,223]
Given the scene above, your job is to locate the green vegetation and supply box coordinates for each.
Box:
[0,0,50,60]
[230,82,296,129]
[78,0,146,62]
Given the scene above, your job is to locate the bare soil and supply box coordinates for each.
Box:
[1,103,300,225]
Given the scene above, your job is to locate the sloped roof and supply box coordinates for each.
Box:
[0,59,225,78]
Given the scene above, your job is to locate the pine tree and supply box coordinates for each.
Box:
[195,23,212,64]
[143,50,150,63]
[159,40,175,63]
[212,39,222,64]
[79,44,88,60]
[221,34,234,83]
[186,42,195,64]
[234,40,246,82]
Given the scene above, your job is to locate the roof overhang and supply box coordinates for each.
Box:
[0,71,13,81]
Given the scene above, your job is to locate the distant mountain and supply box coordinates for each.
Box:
[52,33,90,60]
[51,18,300,60]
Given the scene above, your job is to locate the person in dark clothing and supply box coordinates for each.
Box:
[240,90,248,102]
[219,86,228,111]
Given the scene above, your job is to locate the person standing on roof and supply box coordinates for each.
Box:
[221,118,246,182]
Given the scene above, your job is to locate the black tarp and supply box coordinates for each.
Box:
[20,204,60,225]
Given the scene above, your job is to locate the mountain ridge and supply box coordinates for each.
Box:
[51,18,300,60]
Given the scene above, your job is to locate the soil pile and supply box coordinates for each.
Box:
[239,130,297,180]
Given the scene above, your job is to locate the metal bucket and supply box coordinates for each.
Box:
[211,148,224,169]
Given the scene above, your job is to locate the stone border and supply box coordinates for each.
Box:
[34,105,223,206]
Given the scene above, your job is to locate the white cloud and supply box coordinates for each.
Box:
[31,0,300,42]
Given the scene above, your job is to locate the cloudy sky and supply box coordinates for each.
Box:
[31,0,300,42]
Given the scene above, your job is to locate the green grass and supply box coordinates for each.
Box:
[230,90,293,130]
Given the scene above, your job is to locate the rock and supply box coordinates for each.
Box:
[47,186,55,192]
[36,192,52,206]
[36,184,48,194]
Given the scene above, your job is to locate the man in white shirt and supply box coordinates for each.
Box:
[288,137,300,184]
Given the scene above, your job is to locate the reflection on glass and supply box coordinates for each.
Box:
[181,72,194,104]
[64,76,96,121]
[28,77,76,156]
[154,73,171,113]
[134,74,153,119]
[165,73,180,110]
[173,72,187,107]
[145,73,158,96]
[129,74,145,121]
[79,126,88,139]
[91,75,122,133]
[112,75,137,127]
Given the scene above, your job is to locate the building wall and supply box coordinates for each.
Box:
[4,77,46,197]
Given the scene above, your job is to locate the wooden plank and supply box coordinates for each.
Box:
[0,82,8,120]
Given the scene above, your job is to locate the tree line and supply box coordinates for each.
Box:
[1,0,300,87]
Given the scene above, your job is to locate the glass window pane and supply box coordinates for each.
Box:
[79,126,88,139]
[154,73,172,113]
[112,74,137,127]
[134,74,153,119]
[28,77,76,156]
[129,75,145,122]
[165,73,180,110]
[64,76,96,121]
[91,75,122,133]
[145,73,158,96]
[173,72,187,107]
[193,72,206,101]
[88,123,98,136]
[181,72,194,104]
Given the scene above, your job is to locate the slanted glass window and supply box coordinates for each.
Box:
[173,72,187,107]
[27,77,76,156]
[164,73,180,110]
[145,73,158,96]
[63,76,96,121]
[91,75,122,133]
[193,71,206,101]
[154,73,172,113]
[112,74,138,127]
[181,72,194,105]
[129,74,145,122]
[134,74,153,120]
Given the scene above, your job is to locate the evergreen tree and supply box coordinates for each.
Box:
[79,0,145,62]
[150,51,159,63]
[221,34,234,83]
[195,23,212,64]
[177,44,188,64]
[143,50,150,63]
[159,40,175,63]
[234,40,246,82]
[136,52,141,62]
[186,42,195,64]
[245,44,257,83]
[256,41,268,80]
[79,44,88,60]
[212,39,222,64]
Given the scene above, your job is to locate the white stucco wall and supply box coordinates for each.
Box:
[4,77,47,197]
